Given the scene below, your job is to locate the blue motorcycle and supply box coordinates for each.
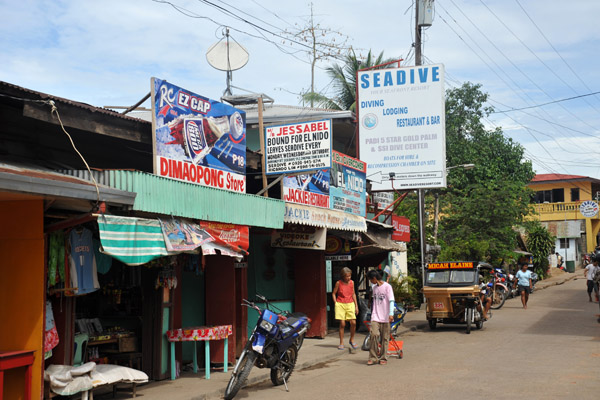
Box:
[224,295,311,400]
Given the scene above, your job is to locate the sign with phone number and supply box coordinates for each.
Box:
[427,261,474,270]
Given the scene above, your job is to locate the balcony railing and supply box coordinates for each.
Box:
[533,201,599,221]
[534,201,580,214]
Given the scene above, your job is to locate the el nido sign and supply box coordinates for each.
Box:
[265,119,332,175]
[330,151,366,217]
[151,78,247,193]
[357,64,446,191]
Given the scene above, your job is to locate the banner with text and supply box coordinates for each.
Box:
[151,77,247,193]
[198,221,249,252]
[330,151,366,217]
[282,170,330,208]
[271,226,326,250]
[391,215,410,242]
[358,64,446,190]
[265,119,332,174]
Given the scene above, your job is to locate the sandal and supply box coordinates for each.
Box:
[367,360,375,365]
[379,360,388,365]
[349,341,358,350]
[337,345,345,350]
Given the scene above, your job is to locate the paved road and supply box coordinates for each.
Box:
[239,277,599,400]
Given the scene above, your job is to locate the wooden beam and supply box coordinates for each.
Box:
[23,102,151,143]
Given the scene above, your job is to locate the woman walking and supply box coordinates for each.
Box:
[514,263,533,309]
[332,267,359,350]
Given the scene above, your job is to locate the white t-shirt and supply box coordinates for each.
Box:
[585,264,598,281]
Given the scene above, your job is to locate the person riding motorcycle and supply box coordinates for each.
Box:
[478,274,492,320]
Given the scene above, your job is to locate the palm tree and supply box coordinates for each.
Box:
[302,50,393,111]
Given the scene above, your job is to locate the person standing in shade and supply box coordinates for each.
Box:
[366,269,395,365]
[332,267,359,350]
[514,263,533,309]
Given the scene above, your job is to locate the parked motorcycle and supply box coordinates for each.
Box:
[224,295,311,400]
[487,269,508,310]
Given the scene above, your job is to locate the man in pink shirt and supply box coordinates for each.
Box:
[367,269,395,365]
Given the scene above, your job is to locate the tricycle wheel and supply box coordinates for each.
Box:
[428,319,437,330]
[475,318,483,330]
[361,333,371,351]
[466,308,473,334]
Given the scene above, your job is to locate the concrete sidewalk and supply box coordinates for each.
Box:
[101,268,581,400]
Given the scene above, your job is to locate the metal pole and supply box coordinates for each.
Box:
[418,189,426,300]
[415,0,426,300]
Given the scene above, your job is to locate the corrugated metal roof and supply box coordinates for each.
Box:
[123,103,355,125]
[0,81,151,125]
[0,163,136,205]
[61,169,284,229]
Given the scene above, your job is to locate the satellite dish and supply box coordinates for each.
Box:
[206,36,249,72]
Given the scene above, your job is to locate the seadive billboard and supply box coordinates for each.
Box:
[358,64,446,191]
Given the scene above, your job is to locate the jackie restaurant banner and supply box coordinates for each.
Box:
[357,64,446,191]
[151,77,247,193]
[265,119,332,175]
[282,170,330,208]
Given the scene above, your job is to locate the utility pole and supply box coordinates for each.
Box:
[415,1,427,299]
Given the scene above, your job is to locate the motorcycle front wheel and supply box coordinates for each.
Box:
[224,350,257,400]
[270,344,298,386]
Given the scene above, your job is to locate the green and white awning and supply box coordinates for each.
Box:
[97,214,174,266]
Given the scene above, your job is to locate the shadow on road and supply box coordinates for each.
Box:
[525,309,597,337]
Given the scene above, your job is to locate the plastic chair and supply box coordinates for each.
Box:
[73,333,89,367]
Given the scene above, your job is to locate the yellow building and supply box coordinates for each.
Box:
[529,174,600,267]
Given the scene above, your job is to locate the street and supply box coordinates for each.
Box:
[238,277,599,400]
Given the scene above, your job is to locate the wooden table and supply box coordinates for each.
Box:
[0,350,35,400]
[166,326,232,380]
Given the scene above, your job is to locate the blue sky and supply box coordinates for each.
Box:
[1,0,599,178]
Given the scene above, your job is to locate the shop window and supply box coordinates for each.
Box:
[559,238,569,249]
[571,188,580,202]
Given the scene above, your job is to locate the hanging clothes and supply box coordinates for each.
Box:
[69,227,100,295]
[93,238,112,275]
[48,231,66,286]
[44,300,59,359]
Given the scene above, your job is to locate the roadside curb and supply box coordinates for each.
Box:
[535,271,579,291]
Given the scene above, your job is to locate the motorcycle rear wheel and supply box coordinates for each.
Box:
[490,288,507,310]
[224,350,257,400]
[271,344,298,386]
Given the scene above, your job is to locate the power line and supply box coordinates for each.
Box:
[478,0,600,131]
[438,2,600,154]
[515,0,600,113]
[492,91,600,113]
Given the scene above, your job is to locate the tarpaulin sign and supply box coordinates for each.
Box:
[330,151,366,217]
[391,215,410,242]
[265,119,332,174]
[282,170,330,208]
[199,221,249,253]
[151,77,247,193]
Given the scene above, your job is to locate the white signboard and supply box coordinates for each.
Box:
[372,192,394,210]
[271,227,326,250]
[265,119,331,175]
[580,200,599,218]
[358,64,446,191]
